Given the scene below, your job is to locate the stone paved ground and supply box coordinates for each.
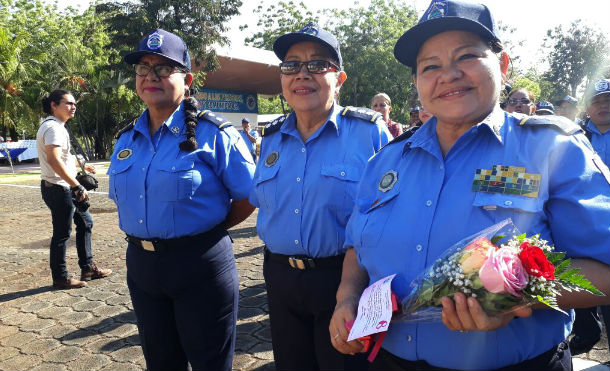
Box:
[0,162,608,371]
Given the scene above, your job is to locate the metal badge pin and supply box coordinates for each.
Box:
[378,170,398,192]
[265,151,279,167]
[117,149,133,160]
[171,126,180,134]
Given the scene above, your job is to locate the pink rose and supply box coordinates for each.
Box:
[479,248,529,297]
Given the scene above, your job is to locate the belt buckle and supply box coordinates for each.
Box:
[141,240,155,252]
[289,257,306,270]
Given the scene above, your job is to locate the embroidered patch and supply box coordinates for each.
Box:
[426,1,447,20]
[378,170,398,192]
[265,151,279,167]
[117,149,133,160]
[472,165,541,198]
[299,23,318,36]
[147,32,163,50]
[594,80,609,92]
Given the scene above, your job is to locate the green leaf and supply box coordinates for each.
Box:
[534,295,568,315]
[558,275,604,296]
[545,251,566,265]
[554,259,571,276]
[491,234,505,245]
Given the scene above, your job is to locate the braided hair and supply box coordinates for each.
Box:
[180,97,199,152]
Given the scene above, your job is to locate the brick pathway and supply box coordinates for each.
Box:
[0,162,608,370]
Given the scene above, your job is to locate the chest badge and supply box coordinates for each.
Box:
[378,170,398,192]
[117,149,133,160]
[171,126,180,134]
[265,151,279,167]
[472,165,541,198]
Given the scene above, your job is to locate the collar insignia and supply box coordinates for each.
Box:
[171,126,180,134]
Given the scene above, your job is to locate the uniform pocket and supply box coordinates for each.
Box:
[157,160,198,201]
[108,157,135,202]
[473,192,544,225]
[357,187,401,249]
[320,164,362,213]
[254,164,280,211]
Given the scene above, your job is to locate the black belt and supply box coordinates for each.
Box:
[126,223,227,253]
[264,248,344,270]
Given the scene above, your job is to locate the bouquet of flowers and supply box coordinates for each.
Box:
[396,218,603,322]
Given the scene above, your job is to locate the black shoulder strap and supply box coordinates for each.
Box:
[197,110,232,130]
[580,120,593,141]
[518,115,582,136]
[262,114,287,137]
[115,118,137,140]
[341,106,381,122]
[380,125,419,151]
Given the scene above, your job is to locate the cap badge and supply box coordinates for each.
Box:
[594,80,609,92]
[379,170,398,192]
[265,151,279,167]
[117,148,133,160]
[147,32,164,50]
[171,126,180,134]
[427,1,447,20]
[300,23,319,36]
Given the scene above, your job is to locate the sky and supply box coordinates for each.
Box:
[48,0,610,72]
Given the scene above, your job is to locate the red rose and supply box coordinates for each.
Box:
[518,242,555,280]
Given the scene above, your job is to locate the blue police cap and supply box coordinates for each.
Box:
[535,101,555,115]
[273,22,342,69]
[410,106,421,113]
[586,79,610,103]
[394,0,500,69]
[124,29,191,71]
[241,117,250,123]
[559,95,578,105]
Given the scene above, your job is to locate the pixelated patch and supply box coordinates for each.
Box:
[299,23,318,36]
[426,1,447,20]
[595,80,609,92]
[472,165,541,198]
[592,155,610,185]
[147,32,163,50]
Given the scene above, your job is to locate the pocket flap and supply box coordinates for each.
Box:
[108,156,134,175]
[321,164,362,182]
[255,164,280,184]
[473,193,543,213]
[159,161,195,172]
[358,187,400,213]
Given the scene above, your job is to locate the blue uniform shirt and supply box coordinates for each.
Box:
[346,108,610,370]
[587,119,610,165]
[250,104,391,258]
[240,129,259,154]
[108,102,255,239]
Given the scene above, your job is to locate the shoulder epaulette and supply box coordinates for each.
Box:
[341,106,381,123]
[114,118,137,140]
[197,110,232,130]
[262,114,287,137]
[518,115,582,136]
[380,125,419,151]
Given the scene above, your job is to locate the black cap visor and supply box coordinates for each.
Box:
[124,51,189,71]
[394,17,499,70]
[274,33,341,67]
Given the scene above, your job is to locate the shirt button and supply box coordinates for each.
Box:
[426,200,432,206]
[171,166,175,170]
[440,165,444,170]
[112,170,116,174]
[296,177,301,182]
[294,240,299,245]
[294,209,299,214]
[416,244,422,252]
[301,147,306,153]
[504,200,513,206]
[138,219,143,224]
[141,168,145,172]
[407,335,412,342]
[340,171,346,176]
[139,194,143,199]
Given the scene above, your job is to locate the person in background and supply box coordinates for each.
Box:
[108,29,255,370]
[556,95,579,122]
[503,88,535,115]
[329,1,610,370]
[371,92,402,137]
[535,101,555,116]
[571,78,610,356]
[250,22,390,371]
[408,106,422,127]
[37,89,111,289]
[240,117,259,161]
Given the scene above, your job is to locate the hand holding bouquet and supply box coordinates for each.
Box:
[397,219,603,322]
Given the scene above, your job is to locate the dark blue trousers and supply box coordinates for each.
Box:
[126,233,238,371]
[40,181,93,280]
[573,307,602,342]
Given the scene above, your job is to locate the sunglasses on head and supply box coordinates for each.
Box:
[279,60,339,75]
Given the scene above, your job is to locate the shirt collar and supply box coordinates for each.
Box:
[403,105,506,155]
[280,103,341,139]
[587,119,603,135]
[134,102,186,137]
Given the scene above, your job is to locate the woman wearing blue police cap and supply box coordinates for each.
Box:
[330,1,610,370]
[250,22,391,370]
[108,28,255,370]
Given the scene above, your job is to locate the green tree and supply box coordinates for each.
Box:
[543,20,609,99]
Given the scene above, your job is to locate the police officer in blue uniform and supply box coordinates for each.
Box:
[330,1,610,370]
[249,23,391,370]
[107,29,255,371]
[571,79,610,355]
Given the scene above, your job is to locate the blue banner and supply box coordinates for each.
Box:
[195,88,258,113]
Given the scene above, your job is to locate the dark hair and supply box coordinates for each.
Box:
[507,88,535,103]
[41,89,71,115]
[179,97,199,152]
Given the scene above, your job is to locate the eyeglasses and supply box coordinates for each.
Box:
[134,64,187,78]
[279,60,339,75]
[506,98,532,106]
[61,100,77,107]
